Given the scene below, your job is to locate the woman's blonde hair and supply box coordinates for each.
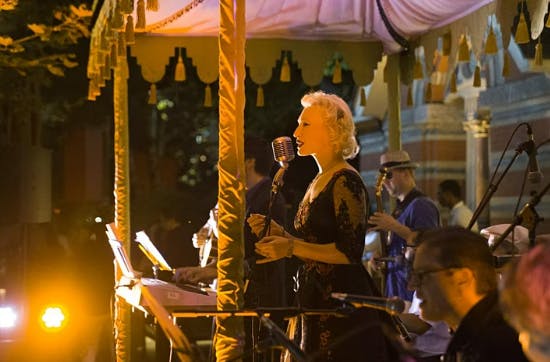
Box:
[300,91,359,159]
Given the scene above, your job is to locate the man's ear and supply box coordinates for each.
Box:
[454,267,475,287]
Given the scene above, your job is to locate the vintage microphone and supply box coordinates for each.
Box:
[259,136,295,239]
[271,136,295,193]
[331,293,412,342]
[331,293,405,315]
[524,125,543,184]
[491,180,549,252]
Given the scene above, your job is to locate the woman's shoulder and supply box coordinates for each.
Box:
[331,167,363,183]
[329,168,366,191]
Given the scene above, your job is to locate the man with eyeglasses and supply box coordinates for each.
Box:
[410,227,528,362]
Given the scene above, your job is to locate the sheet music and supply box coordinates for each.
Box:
[135,230,173,271]
[106,223,138,278]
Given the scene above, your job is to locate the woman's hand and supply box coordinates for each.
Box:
[254,236,292,264]
[247,213,286,237]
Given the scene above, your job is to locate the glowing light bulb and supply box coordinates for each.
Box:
[0,306,17,328]
[41,306,65,329]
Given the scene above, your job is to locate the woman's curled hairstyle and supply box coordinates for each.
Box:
[301,91,359,159]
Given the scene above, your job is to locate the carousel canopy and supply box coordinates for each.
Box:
[89,0,541,93]
[132,0,493,51]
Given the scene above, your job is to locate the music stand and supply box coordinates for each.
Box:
[106,224,139,279]
[135,230,173,278]
[106,224,195,362]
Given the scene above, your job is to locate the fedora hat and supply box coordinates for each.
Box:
[380,150,419,170]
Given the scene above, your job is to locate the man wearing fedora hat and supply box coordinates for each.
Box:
[368,150,440,302]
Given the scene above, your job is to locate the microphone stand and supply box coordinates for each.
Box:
[490,181,549,252]
[259,316,307,362]
[467,144,527,230]
[259,164,288,239]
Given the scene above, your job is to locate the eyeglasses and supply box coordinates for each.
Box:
[408,267,455,286]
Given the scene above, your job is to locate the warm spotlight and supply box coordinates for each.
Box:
[41,306,66,330]
[0,306,17,329]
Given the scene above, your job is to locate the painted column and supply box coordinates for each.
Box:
[386,54,402,151]
[113,54,132,362]
[463,108,491,229]
[216,0,246,360]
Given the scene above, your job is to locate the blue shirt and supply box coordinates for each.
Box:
[386,188,440,301]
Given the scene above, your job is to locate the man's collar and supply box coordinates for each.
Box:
[451,200,465,210]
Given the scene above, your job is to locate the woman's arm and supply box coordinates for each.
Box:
[254,235,350,264]
[252,173,366,265]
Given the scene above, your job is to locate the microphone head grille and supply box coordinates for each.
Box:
[272,136,295,163]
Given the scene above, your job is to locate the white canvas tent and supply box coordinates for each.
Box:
[88,0,546,360]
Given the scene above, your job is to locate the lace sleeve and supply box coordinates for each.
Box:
[331,172,368,263]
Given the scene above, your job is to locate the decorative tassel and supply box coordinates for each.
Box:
[125,15,135,44]
[204,84,212,107]
[473,65,481,87]
[413,58,424,79]
[136,0,146,29]
[502,52,510,77]
[485,27,498,54]
[88,80,98,101]
[100,30,109,53]
[425,82,432,102]
[110,43,117,69]
[87,88,95,101]
[104,52,111,79]
[105,22,113,40]
[332,59,342,84]
[98,69,106,87]
[147,0,159,11]
[442,32,452,56]
[535,38,543,66]
[174,49,186,82]
[93,73,102,90]
[120,0,133,14]
[515,11,530,44]
[280,54,291,82]
[406,85,413,107]
[148,83,157,105]
[256,85,264,107]
[112,5,124,30]
[458,35,470,62]
[118,31,127,57]
[360,87,367,106]
[93,78,100,97]
[450,71,457,93]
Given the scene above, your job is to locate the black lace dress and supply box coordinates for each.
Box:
[292,169,392,361]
